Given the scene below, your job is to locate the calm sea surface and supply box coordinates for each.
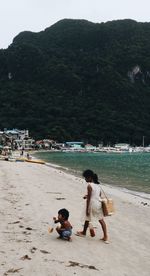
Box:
[34,151,150,194]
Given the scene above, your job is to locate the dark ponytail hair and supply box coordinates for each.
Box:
[83,169,100,184]
[93,173,100,184]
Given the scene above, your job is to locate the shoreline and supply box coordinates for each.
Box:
[1,160,150,275]
[32,150,150,195]
[45,161,150,201]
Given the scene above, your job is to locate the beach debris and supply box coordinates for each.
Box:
[24,240,32,243]
[30,247,37,253]
[25,227,33,230]
[20,254,31,260]
[40,249,51,254]
[8,221,20,224]
[56,197,66,200]
[141,201,148,206]
[67,261,98,270]
[22,231,31,235]
[4,267,23,274]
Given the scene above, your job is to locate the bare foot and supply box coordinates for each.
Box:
[75,231,86,237]
[100,238,109,244]
[59,236,72,241]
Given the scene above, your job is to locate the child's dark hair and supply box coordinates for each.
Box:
[93,173,100,184]
[83,169,100,184]
[58,208,69,220]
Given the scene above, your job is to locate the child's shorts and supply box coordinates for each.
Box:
[61,229,72,239]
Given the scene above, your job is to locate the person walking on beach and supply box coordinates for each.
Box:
[76,169,109,243]
[52,208,72,241]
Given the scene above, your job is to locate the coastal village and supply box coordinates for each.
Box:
[0,128,150,162]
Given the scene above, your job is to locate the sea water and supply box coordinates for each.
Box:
[34,151,150,194]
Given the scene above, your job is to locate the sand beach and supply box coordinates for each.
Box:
[0,160,150,276]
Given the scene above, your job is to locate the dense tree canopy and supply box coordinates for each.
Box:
[0,19,150,145]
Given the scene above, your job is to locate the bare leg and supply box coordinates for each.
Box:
[56,226,63,237]
[99,219,108,241]
[76,220,89,236]
[83,220,89,235]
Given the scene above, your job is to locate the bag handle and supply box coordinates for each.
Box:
[100,186,109,200]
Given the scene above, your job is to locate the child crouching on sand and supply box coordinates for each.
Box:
[52,208,72,241]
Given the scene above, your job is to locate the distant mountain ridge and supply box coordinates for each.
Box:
[0,19,150,145]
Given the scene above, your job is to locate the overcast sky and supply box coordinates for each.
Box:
[0,0,150,49]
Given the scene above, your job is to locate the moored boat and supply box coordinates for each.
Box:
[16,157,28,162]
[26,159,45,164]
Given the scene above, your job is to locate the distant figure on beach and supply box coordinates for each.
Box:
[52,208,72,241]
[27,152,29,159]
[20,148,24,156]
[76,169,109,243]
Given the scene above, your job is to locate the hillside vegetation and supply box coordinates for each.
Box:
[0,19,150,145]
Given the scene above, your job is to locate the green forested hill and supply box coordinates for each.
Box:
[0,19,150,145]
